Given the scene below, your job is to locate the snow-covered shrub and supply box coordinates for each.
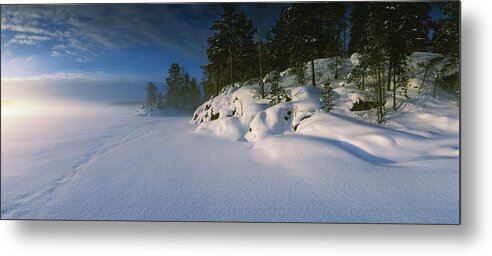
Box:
[268,71,290,106]
[322,80,334,111]
[135,105,164,117]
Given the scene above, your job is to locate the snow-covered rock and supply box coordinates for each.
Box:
[135,105,183,117]
[192,52,457,143]
[135,105,165,116]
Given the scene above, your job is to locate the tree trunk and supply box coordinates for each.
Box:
[311,57,316,86]
[419,64,429,94]
[393,71,396,87]
[229,44,234,85]
[334,56,339,79]
[215,66,220,96]
[378,73,383,124]
[258,40,265,98]
[433,71,440,98]
[393,71,397,110]
[377,38,384,124]
[387,64,392,91]
[343,27,346,57]
[362,73,365,91]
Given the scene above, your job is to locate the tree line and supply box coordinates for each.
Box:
[201,2,459,124]
[145,3,459,121]
[145,63,201,112]
[349,1,459,123]
[202,3,348,99]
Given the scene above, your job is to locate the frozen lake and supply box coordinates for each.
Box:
[1,106,459,223]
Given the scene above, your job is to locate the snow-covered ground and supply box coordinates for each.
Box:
[188,52,459,223]
[1,52,459,223]
[2,108,458,223]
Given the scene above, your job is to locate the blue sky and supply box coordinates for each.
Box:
[1,4,223,81]
[1,4,286,102]
[1,4,284,80]
[1,3,442,103]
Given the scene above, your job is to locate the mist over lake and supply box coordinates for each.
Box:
[2,78,149,104]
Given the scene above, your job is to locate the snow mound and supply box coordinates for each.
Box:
[195,116,246,141]
[192,52,457,144]
[135,105,179,117]
[192,84,324,142]
[135,106,161,116]
[294,112,456,163]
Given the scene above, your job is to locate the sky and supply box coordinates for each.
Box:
[0,4,287,102]
[0,3,443,103]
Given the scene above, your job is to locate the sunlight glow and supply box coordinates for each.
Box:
[1,99,41,118]
[1,98,121,120]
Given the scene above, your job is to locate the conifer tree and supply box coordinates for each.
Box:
[145,82,159,108]
[270,3,346,86]
[433,1,460,96]
[165,63,182,109]
[386,2,430,109]
[268,7,291,72]
[325,2,348,80]
[206,4,237,88]
[189,78,201,111]
[285,4,321,86]
[254,4,268,98]
[235,11,258,82]
[349,62,367,91]
[348,2,369,55]
[268,70,289,106]
[204,4,258,94]
[164,63,201,111]
[322,81,334,111]
[358,3,389,124]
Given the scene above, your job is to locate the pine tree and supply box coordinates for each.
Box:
[180,68,191,111]
[164,63,201,111]
[268,7,291,72]
[206,4,237,88]
[235,11,258,82]
[165,63,182,109]
[386,3,412,110]
[386,2,431,109]
[324,2,348,80]
[268,70,289,106]
[348,2,369,55]
[285,4,320,86]
[254,4,268,98]
[201,63,220,98]
[189,78,201,111]
[204,4,258,95]
[349,62,367,91]
[271,3,346,86]
[358,3,390,124]
[433,1,460,96]
[145,82,159,108]
[403,2,432,52]
[322,81,334,111]
[351,2,431,114]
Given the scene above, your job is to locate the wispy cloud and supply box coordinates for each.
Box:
[2,72,107,81]
[1,5,218,61]
[1,71,152,82]
[7,33,52,46]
